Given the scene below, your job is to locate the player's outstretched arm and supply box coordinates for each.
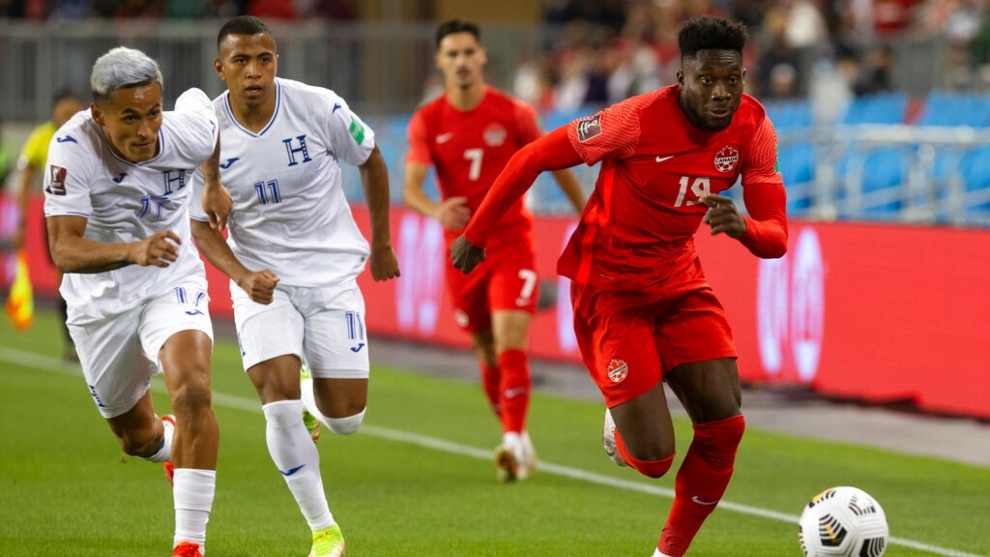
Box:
[359,144,400,281]
[47,215,181,273]
[463,125,583,248]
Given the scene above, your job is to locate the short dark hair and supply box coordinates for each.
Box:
[678,16,747,60]
[435,19,480,49]
[53,88,81,107]
[218,16,273,51]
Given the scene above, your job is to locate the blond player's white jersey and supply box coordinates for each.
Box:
[43,88,219,319]
[190,78,374,288]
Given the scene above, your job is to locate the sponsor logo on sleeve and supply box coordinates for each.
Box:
[48,165,67,196]
[576,115,602,142]
[349,116,366,144]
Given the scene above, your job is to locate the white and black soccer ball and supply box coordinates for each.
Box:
[798,486,888,557]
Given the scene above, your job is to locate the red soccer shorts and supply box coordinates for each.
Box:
[570,257,737,407]
[446,242,538,333]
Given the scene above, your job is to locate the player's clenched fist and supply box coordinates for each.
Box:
[701,194,747,239]
[237,269,280,305]
[450,234,485,274]
[131,230,181,267]
[436,196,471,231]
[369,246,401,282]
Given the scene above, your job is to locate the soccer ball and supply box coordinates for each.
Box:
[798,486,888,557]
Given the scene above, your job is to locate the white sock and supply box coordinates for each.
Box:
[502,431,524,462]
[144,415,174,463]
[301,376,366,435]
[263,400,335,530]
[173,468,215,552]
[653,550,675,557]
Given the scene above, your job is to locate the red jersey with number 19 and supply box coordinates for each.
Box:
[407,86,542,250]
[560,85,785,291]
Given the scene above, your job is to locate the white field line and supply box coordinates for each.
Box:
[1,346,983,557]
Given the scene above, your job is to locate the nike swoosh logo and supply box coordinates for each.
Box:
[656,155,675,163]
[280,464,305,476]
[112,172,127,184]
[56,136,78,144]
[504,387,529,399]
[184,310,204,316]
[332,103,342,113]
[219,157,240,169]
[350,343,366,353]
[691,496,719,506]
[436,133,453,144]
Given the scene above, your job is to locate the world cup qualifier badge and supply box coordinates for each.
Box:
[47,165,67,196]
[577,115,602,142]
[606,358,628,383]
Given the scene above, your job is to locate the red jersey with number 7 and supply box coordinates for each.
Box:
[560,85,785,291]
[406,86,542,250]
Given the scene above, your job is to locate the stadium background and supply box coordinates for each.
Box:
[1,0,989,422]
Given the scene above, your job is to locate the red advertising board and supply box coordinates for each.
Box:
[4,196,989,419]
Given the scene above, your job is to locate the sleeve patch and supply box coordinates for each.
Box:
[47,165,67,196]
[349,117,366,144]
[576,115,602,142]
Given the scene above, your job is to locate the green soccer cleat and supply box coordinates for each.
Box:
[309,524,345,557]
[300,366,321,443]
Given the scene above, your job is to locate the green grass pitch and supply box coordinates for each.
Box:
[1,310,987,556]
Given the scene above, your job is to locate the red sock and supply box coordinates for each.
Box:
[479,362,501,418]
[658,414,745,557]
[497,349,531,433]
[614,428,674,478]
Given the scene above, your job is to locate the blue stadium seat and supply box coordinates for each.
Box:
[835,147,906,217]
[763,99,813,132]
[916,91,990,127]
[958,146,990,215]
[839,92,909,125]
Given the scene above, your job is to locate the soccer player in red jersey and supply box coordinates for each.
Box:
[452,16,787,556]
[404,19,586,483]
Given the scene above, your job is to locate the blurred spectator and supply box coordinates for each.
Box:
[755,32,803,98]
[1,0,26,18]
[197,0,242,18]
[245,0,294,20]
[852,43,894,95]
[116,0,163,18]
[546,0,627,36]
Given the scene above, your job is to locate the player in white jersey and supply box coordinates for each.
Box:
[43,47,221,557]
[189,16,400,557]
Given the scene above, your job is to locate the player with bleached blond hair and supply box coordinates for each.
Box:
[44,46,221,557]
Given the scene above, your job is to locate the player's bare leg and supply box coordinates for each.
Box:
[159,330,219,555]
[250,354,345,557]
[488,309,536,481]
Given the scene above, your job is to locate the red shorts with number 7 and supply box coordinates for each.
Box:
[570,257,737,408]
[446,242,538,333]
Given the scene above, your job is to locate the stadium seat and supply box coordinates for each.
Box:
[838,91,909,125]
[957,146,990,221]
